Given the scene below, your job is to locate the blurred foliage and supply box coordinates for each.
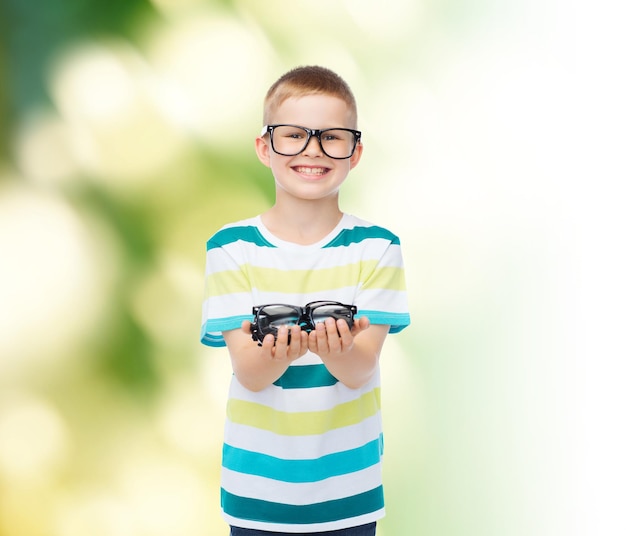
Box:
[0,2,274,534]
[1,0,156,114]
[1,0,271,392]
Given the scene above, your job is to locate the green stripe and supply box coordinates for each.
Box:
[360,265,407,291]
[221,485,384,525]
[273,364,338,389]
[323,226,400,248]
[207,226,276,250]
[227,388,381,435]
[207,261,405,296]
[245,263,365,294]
[204,268,251,295]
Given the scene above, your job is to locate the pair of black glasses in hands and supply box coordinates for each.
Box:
[250,301,357,346]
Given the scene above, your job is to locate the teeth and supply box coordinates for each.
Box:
[295,166,327,175]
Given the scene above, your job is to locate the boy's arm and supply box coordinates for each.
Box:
[222,322,308,392]
[308,317,390,390]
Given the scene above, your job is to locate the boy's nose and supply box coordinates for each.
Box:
[302,135,324,156]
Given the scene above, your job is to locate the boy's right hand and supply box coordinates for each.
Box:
[241,321,308,361]
[266,324,309,361]
[224,322,309,392]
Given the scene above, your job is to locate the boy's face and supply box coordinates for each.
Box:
[255,94,362,203]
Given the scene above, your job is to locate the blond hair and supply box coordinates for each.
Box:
[263,66,358,127]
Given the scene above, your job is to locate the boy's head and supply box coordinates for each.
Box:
[263,66,358,129]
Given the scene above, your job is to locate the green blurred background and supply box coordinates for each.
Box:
[0,1,619,535]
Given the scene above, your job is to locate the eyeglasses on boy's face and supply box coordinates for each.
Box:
[250,301,358,345]
[261,124,362,159]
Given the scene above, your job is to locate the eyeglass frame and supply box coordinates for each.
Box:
[250,300,358,345]
[261,124,362,160]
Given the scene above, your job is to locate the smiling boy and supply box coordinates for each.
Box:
[201,66,410,535]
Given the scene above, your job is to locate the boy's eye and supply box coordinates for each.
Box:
[281,129,306,139]
[322,130,346,142]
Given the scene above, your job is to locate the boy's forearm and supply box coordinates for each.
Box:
[223,322,389,392]
[223,325,307,392]
[231,352,291,392]
[230,341,380,392]
[316,323,390,390]
[322,344,380,389]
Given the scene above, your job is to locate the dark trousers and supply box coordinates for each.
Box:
[230,521,376,535]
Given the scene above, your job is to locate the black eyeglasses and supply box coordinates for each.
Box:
[250,301,358,345]
[261,124,362,159]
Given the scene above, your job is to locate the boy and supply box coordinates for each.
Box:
[201,66,410,535]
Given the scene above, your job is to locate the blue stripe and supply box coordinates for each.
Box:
[322,226,400,248]
[201,333,226,347]
[221,485,384,525]
[223,435,383,483]
[357,310,411,333]
[201,312,410,346]
[207,226,276,251]
[200,315,253,347]
[273,364,338,389]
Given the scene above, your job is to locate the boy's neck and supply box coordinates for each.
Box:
[262,200,343,245]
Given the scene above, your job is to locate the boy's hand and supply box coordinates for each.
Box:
[307,316,370,358]
[225,321,308,392]
[264,325,309,361]
[241,321,308,361]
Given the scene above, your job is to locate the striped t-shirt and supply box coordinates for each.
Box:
[201,213,410,532]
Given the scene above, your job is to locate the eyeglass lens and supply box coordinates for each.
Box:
[309,303,354,324]
[271,126,357,158]
[257,305,302,332]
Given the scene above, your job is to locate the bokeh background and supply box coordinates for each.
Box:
[1,1,623,535]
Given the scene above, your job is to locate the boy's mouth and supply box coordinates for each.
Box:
[292,166,330,176]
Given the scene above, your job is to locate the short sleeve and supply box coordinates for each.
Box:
[200,238,254,347]
[356,236,410,334]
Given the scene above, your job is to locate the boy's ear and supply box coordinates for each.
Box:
[349,142,363,169]
[255,136,271,168]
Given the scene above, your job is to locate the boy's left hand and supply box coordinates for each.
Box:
[307,316,370,358]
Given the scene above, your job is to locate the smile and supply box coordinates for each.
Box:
[293,166,329,176]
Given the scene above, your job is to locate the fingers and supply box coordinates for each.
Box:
[309,318,354,356]
[252,315,369,359]
[267,325,307,361]
[352,316,370,335]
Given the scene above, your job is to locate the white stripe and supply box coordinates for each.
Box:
[221,463,383,504]
[357,288,410,311]
[247,288,359,307]
[223,414,383,459]
[227,372,381,413]
[210,292,359,312]
[205,247,241,271]
[288,353,324,366]
[217,239,402,269]
[219,246,398,271]
[369,245,406,269]
[202,293,253,323]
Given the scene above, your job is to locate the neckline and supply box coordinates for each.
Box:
[255,213,350,250]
